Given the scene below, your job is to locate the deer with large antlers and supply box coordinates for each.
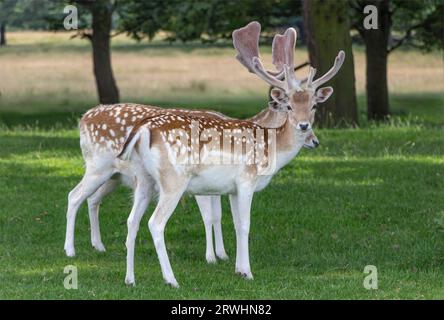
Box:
[64,27,320,264]
[64,21,344,287]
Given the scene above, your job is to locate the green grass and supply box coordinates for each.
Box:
[1,92,442,129]
[0,100,443,299]
[0,32,443,299]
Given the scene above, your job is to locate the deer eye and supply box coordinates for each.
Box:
[311,104,317,110]
[287,105,292,111]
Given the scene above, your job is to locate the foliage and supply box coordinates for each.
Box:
[351,0,444,52]
[410,1,444,51]
[0,0,54,29]
[2,0,441,50]
[44,0,93,32]
[0,0,115,35]
[118,0,302,42]
[0,0,300,42]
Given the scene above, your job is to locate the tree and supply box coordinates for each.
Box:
[0,0,120,103]
[47,0,120,104]
[354,0,390,121]
[303,0,358,127]
[0,0,16,46]
[86,0,120,104]
[0,22,5,46]
[0,0,56,46]
[351,0,443,120]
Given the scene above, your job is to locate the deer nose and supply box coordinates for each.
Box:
[299,123,310,131]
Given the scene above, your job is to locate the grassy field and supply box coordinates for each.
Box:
[0,32,443,299]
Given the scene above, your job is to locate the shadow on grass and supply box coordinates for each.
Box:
[1,92,443,131]
[0,96,268,129]
[356,93,444,127]
[390,93,444,126]
[0,134,80,158]
[0,111,82,129]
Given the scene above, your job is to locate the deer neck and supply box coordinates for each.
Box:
[273,118,306,171]
[248,107,287,128]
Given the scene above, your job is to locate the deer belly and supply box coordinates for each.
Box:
[187,166,237,195]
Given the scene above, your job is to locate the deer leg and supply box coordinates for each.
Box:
[64,168,114,257]
[87,178,119,252]
[124,177,152,286]
[230,187,254,280]
[211,196,228,260]
[195,195,216,263]
[229,194,242,271]
[148,187,186,288]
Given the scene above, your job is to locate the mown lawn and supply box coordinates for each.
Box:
[0,32,443,299]
[0,97,443,299]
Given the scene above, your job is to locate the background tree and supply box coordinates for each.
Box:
[303,0,358,127]
[0,23,5,46]
[46,0,120,104]
[5,0,440,120]
[0,0,18,46]
[84,0,120,104]
[0,0,55,46]
[0,0,120,103]
[351,0,443,120]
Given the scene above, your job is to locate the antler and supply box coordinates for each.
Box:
[271,28,295,75]
[305,67,316,87]
[233,22,344,93]
[307,50,345,89]
[233,22,302,92]
[232,21,261,74]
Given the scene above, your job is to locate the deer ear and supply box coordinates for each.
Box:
[315,86,333,104]
[270,88,287,104]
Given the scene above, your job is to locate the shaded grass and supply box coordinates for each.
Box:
[0,31,443,299]
[0,123,443,299]
[390,94,444,126]
[1,92,442,129]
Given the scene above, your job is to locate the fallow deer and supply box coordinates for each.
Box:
[65,103,318,259]
[107,21,344,287]
[64,25,320,265]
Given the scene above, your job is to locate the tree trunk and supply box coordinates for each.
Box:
[360,0,390,120]
[303,0,358,127]
[0,23,6,46]
[90,1,119,104]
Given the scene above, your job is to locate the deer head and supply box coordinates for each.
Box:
[233,21,345,133]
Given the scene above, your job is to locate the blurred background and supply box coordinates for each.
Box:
[0,0,442,128]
